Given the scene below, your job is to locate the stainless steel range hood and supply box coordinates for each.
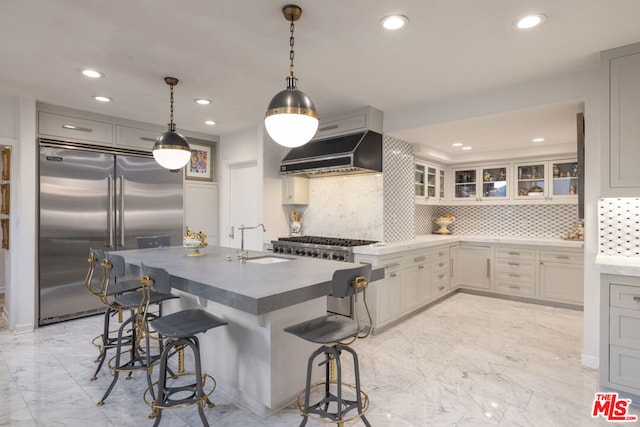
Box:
[279,131,383,177]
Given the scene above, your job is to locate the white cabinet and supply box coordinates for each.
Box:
[429,247,450,298]
[458,245,492,289]
[115,125,160,151]
[453,165,509,201]
[38,111,113,145]
[312,106,383,141]
[514,159,578,201]
[370,256,404,327]
[538,249,583,304]
[602,42,640,194]
[493,246,536,297]
[415,161,445,204]
[600,275,640,398]
[281,176,309,205]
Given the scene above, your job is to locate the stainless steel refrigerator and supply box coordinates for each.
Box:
[38,140,183,325]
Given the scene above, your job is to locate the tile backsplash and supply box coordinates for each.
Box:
[598,197,640,257]
[416,204,579,239]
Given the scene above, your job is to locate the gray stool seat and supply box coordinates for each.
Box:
[114,289,177,309]
[150,309,227,339]
[284,315,368,345]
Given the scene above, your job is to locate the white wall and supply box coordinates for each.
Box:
[0,93,38,333]
[386,67,602,369]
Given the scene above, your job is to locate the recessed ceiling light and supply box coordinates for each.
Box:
[532,137,545,142]
[380,15,409,30]
[81,69,104,78]
[514,14,547,30]
[462,146,472,151]
[452,142,464,147]
[204,120,217,126]
[194,98,211,105]
[92,95,112,102]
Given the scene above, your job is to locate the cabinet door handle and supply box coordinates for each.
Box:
[438,274,446,279]
[438,262,446,267]
[438,286,446,291]
[508,262,520,266]
[384,262,401,270]
[450,259,453,277]
[414,256,426,263]
[418,265,424,270]
[389,273,397,278]
[486,259,490,278]
[509,273,520,278]
[438,252,445,256]
[318,124,339,132]
[556,255,570,260]
[139,137,156,142]
[509,285,521,290]
[508,252,520,256]
[633,296,640,302]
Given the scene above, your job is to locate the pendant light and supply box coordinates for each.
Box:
[265,5,319,148]
[153,77,191,169]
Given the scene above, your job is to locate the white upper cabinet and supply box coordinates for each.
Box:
[602,42,640,195]
[452,165,509,201]
[415,160,445,205]
[312,106,383,141]
[514,159,578,201]
[38,111,113,145]
[115,125,160,151]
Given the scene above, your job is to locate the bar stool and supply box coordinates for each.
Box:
[97,260,177,406]
[137,263,228,427]
[284,264,373,427]
[85,249,143,381]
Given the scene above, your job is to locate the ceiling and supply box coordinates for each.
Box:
[2,1,640,160]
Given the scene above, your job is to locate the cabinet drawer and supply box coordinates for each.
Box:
[494,247,535,260]
[610,345,640,390]
[540,250,582,264]
[406,251,429,269]
[432,247,449,260]
[38,112,113,144]
[431,269,449,283]
[610,284,640,310]
[115,125,159,151]
[495,280,536,296]
[495,270,535,285]
[379,256,404,273]
[429,278,449,297]
[611,307,640,350]
[495,258,535,274]
[432,259,449,272]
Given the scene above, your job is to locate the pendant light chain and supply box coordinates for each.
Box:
[169,83,175,128]
[289,19,296,78]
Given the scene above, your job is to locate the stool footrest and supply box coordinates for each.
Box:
[144,373,217,411]
[297,382,370,424]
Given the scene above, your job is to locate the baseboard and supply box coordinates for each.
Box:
[13,321,34,334]
[582,353,599,370]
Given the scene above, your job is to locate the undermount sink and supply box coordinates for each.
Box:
[245,256,294,264]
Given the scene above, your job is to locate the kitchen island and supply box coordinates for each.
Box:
[116,245,382,418]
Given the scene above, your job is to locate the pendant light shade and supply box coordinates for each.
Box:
[265,5,319,148]
[153,77,191,169]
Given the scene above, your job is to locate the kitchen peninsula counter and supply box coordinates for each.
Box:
[115,245,382,315]
[115,245,382,418]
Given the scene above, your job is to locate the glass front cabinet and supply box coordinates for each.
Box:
[453,165,509,201]
[415,161,445,204]
[514,159,578,200]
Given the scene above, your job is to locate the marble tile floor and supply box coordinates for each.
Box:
[0,293,630,426]
[0,293,7,332]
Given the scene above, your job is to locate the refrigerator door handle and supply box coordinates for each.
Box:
[107,175,114,248]
[119,176,126,247]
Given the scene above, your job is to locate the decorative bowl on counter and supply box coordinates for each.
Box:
[433,216,455,234]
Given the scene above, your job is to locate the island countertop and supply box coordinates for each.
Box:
[116,246,382,315]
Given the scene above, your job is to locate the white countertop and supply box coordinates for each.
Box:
[596,254,640,277]
[353,234,584,256]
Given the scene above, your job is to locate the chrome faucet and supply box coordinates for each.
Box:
[237,224,267,262]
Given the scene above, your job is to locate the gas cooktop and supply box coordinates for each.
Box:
[276,236,377,247]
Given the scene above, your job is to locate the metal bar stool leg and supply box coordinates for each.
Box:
[97,314,133,405]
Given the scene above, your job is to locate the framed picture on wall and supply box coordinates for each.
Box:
[185,140,215,182]
[1,147,10,181]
